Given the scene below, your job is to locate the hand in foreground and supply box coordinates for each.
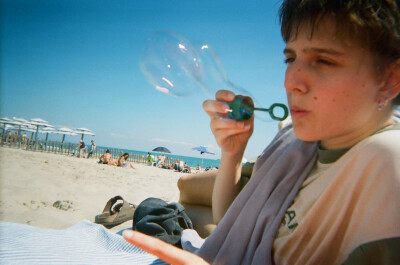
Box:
[123,230,209,265]
[203,90,254,156]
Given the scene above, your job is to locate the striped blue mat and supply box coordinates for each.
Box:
[0,220,167,264]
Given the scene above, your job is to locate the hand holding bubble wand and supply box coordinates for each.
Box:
[140,31,289,122]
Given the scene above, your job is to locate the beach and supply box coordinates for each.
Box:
[0,147,188,232]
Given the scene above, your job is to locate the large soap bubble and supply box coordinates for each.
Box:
[140,31,201,97]
[140,31,288,122]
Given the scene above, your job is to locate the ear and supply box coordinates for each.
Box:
[378,58,400,102]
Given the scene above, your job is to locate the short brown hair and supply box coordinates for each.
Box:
[279,0,400,105]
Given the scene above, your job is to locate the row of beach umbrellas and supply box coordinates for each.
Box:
[3,117,250,165]
[152,145,215,156]
[152,145,216,168]
[153,146,250,168]
[0,117,95,143]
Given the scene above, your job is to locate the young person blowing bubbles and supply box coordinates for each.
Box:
[124,0,400,264]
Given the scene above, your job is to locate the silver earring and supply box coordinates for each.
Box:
[378,100,383,111]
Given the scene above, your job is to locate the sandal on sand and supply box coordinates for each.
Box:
[95,196,136,229]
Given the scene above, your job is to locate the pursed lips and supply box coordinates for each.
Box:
[290,105,309,117]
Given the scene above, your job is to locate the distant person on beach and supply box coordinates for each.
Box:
[87,140,96,159]
[157,154,166,167]
[98,149,111,164]
[109,153,135,169]
[156,155,162,167]
[78,140,86,158]
[182,162,191,173]
[12,131,18,143]
[147,152,155,166]
[173,160,181,172]
[6,131,12,143]
[21,133,27,144]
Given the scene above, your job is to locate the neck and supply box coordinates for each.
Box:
[320,112,394,150]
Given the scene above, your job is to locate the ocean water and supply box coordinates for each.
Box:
[102,147,220,169]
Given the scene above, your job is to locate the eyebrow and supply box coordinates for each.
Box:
[283,47,345,56]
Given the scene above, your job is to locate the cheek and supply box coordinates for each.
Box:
[333,89,350,105]
[332,90,352,114]
[312,86,353,121]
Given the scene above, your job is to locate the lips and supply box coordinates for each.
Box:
[290,105,309,118]
[290,106,307,112]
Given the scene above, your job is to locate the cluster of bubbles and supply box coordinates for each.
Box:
[139,31,288,122]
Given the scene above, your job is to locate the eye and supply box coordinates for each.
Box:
[316,58,335,65]
[284,57,295,64]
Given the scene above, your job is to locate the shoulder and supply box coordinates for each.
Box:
[351,125,399,165]
[335,128,400,197]
[352,128,400,161]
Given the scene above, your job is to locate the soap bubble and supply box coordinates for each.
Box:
[140,31,201,97]
[140,31,288,122]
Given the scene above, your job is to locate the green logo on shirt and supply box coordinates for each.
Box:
[286,210,298,230]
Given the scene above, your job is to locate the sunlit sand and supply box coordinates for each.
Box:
[0,147,188,232]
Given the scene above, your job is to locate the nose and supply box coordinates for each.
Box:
[284,62,309,94]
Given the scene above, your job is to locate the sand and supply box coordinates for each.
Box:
[0,147,188,232]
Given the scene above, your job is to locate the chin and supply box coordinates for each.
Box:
[292,125,320,142]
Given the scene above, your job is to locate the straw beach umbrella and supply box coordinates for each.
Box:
[39,126,57,142]
[0,117,11,123]
[75,128,95,141]
[13,117,29,124]
[0,118,27,139]
[29,118,53,139]
[12,117,29,136]
[19,124,37,134]
[56,127,77,143]
[30,118,47,124]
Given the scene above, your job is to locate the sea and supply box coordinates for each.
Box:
[100,146,220,169]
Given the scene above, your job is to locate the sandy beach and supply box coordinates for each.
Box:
[0,147,188,232]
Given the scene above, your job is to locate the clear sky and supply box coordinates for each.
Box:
[1,0,288,160]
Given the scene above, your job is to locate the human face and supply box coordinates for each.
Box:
[284,18,386,149]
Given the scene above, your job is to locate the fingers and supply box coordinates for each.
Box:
[202,90,236,118]
[215,90,235,101]
[202,90,254,154]
[123,230,209,265]
[202,99,230,118]
[210,117,251,135]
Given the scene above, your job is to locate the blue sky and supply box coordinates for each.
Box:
[1,0,288,159]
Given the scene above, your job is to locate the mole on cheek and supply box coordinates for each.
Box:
[297,68,301,72]
[313,96,318,100]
